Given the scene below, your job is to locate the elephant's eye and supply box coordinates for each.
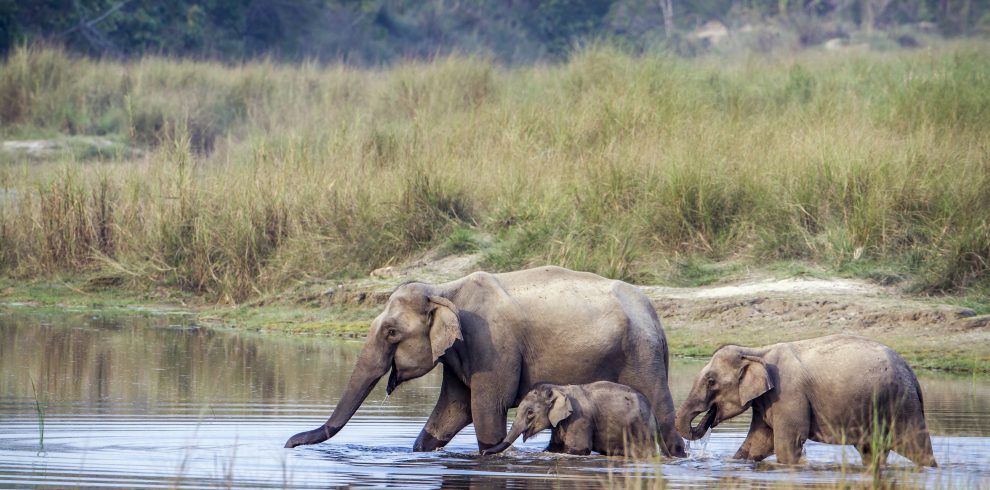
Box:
[706,377,717,389]
[526,408,533,416]
[387,328,397,337]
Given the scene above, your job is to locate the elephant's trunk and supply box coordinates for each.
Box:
[284,341,392,448]
[480,422,525,455]
[675,401,717,441]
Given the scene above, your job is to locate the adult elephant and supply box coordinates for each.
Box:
[284,266,685,456]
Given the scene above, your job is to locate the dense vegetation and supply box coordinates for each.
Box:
[3,0,990,63]
[0,44,988,302]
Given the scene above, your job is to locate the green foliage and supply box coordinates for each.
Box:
[3,0,989,64]
[442,226,482,256]
[669,257,737,287]
[526,0,615,56]
[887,49,990,134]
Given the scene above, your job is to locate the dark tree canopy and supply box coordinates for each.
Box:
[2,0,988,63]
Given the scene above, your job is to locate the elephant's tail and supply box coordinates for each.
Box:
[663,331,672,372]
[663,340,670,371]
[913,375,926,416]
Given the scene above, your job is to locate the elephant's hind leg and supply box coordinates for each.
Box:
[857,442,890,467]
[893,426,937,467]
[414,367,472,452]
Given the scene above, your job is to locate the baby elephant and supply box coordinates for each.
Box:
[676,334,936,466]
[481,381,657,457]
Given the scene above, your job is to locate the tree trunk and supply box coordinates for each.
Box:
[659,0,674,39]
[863,0,875,33]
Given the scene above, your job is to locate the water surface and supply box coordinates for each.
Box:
[1,311,988,488]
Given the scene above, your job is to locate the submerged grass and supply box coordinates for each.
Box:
[28,376,45,452]
[1,43,989,303]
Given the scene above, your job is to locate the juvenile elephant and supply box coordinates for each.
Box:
[482,381,658,457]
[675,334,937,466]
[284,266,685,456]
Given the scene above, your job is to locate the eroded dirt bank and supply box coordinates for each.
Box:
[648,278,989,370]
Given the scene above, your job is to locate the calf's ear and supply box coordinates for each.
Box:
[738,355,773,405]
[548,389,573,427]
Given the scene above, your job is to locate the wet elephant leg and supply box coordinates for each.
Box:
[561,420,593,455]
[893,426,938,467]
[857,442,890,466]
[772,413,809,465]
[734,413,774,461]
[469,376,511,452]
[414,368,472,452]
[545,430,565,453]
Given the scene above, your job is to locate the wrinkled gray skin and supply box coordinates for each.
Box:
[675,334,937,466]
[284,266,685,456]
[482,381,658,457]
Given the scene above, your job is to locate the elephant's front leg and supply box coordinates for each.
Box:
[560,420,593,455]
[545,430,565,453]
[414,367,472,452]
[469,373,515,452]
[734,413,774,462]
[771,410,809,465]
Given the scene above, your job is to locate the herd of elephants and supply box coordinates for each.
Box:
[284,266,938,467]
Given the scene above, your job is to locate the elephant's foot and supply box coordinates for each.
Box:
[413,430,451,452]
[476,439,501,453]
[563,447,592,456]
[912,453,938,468]
[734,447,772,462]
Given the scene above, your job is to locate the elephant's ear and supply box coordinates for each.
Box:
[428,296,462,363]
[738,355,773,405]
[548,389,573,427]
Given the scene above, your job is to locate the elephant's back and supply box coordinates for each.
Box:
[794,334,901,370]
[492,268,665,390]
[492,266,617,294]
[793,335,923,438]
[493,266,647,328]
[793,334,908,384]
[583,382,656,434]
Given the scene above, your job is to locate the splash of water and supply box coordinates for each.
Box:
[686,428,713,459]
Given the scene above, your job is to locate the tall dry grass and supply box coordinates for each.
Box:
[0,44,988,302]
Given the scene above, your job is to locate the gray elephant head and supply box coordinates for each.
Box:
[482,385,573,455]
[284,283,461,448]
[675,346,774,441]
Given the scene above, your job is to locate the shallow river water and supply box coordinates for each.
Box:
[1,310,988,488]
